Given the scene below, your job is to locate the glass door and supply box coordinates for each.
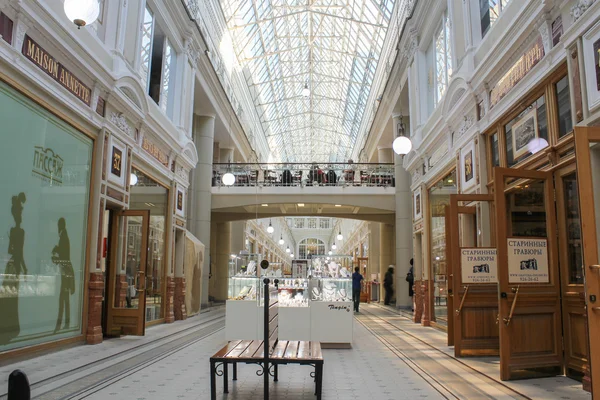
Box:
[494,167,561,380]
[574,127,600,397]
[448,194,498,357]
[105,210,150,336]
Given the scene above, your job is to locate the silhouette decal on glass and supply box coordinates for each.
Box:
[0,193,27,345]
[52,217,75,332]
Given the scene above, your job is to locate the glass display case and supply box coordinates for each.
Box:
[308,255,353,279]
[277,277,309,307]
[309,277,352,302]
[227,253,261,301]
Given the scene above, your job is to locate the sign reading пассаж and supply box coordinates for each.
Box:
[22,35,91,106]
[461,248,497,283]
[507,238,549,283]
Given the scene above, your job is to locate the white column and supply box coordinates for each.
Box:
[394,150,413,309]
[220,148,235,163]
[377,147,393,164]
[191,115,215,307]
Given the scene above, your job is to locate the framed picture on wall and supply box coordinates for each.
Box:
[175,183,185,217]
[460,141,476,190]
[511,107,538,159]
[107,136,128,187]
[414,186,422,221]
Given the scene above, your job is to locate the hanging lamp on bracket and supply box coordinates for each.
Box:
[393,113,412,155]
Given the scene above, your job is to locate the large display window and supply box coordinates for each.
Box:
[0,81,93,351]
[428,169,457,325]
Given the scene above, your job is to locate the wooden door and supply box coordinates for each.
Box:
[105,210,150,336]
[494,167,561,380]
[449,194,499,357]
[554,164,588,380]
[574,127,600,397]
[445,207,454,346]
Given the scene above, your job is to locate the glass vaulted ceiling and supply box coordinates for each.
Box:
[219,0,396,163]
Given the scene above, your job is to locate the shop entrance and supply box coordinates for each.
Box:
[574,127,600,397]
[105,210,151,336]
[494,167,562,380]
[447,194,498,357]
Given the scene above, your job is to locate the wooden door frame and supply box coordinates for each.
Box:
[494,167,561,380]
[445,206,454,346]
[449,194,498,357]
[105,209,151,336]
[574,127,600,397]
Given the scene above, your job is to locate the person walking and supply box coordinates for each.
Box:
[352,267,363,313]
[384,267,394,305]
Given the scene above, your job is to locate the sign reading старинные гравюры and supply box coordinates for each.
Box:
[461,248,497,283]
[507,238,549,283]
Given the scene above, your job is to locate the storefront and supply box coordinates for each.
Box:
[0,79,94,352]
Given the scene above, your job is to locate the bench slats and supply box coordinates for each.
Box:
[310,342,323,359]
[297,341,310,359]
[211,340,242,358]
[239,340,263,358]
[284,341,299,359]
[225,340,253,358]
[271,340,289,359]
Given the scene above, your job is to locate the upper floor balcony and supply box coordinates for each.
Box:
[212,163,395,188]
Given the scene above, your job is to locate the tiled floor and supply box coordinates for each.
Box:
[0,304,592,400]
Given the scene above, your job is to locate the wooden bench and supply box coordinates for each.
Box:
[210,278,324,400]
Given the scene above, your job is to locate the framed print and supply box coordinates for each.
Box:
[414,187,422,221]
[511,107,538,159]
[175,183,185,217]
[460,141,476,190]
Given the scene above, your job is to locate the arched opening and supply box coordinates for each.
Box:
[298,238,326,259]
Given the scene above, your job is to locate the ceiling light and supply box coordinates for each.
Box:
[448,179,453,183]
[328,251,333,256]
[290,253,294,258]
[332,242,337,250]
[302,83,310,97]
[279,236,284,245]
[298,203,305,207]
[337,231,343,241]
[130,173,138,186]
[286,246,290,253]
[335,204,342,207]
[261,204,269,207]
[222,172,235,186]
[393,136,412,155]
[267,220,274,234]
[64,0,100,28]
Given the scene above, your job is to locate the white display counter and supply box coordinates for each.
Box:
[278,307,311,340]
[225,300,260,340]
[310,301,354,344]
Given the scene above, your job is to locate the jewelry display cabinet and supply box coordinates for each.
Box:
[225,253,262,340]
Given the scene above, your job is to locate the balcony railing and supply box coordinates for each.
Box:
[212,163,395,188]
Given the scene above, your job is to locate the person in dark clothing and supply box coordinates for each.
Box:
[406,259,414,298]
[352,267,363,313]
[384,267,394,305]
[52,218,75,332]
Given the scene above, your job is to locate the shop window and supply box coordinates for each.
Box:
[0,81,93,352]
[425,42,435,115]
[294,218,305,229]
[562,173,583,284]
[319,218,330,229]
[160,40,176,117]
[555,76,573,138]
[308,218,317,229]
[480,0,511,38]
[0,12,13,44]
[428,170,457,324]
[435,15,453,105]
[491,132,500,167]
[505,95,548,167]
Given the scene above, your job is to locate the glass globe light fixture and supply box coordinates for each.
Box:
[302,83,310,97]
[290,253,294,258]
[331,242,337,250]
[286,246,290,253]
[267,220,274,234]
[64,0,100,28]
[130,173,138,186]
[527,137,549,154]
[328,250,333,256]
[222,171,235,186]
[278,236,284,245]
[393,136,412,155]
[336,231,343,241]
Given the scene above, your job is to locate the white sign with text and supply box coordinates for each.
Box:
[507,238,549,283]
[461,248,498,283]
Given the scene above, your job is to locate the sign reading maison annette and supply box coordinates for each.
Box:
[461,248,497,283]
[507,238,549,283]
[22,35,92,106]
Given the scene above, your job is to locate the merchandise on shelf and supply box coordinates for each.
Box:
[228,253,262,301]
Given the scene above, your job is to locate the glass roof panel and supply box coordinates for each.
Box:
[221,0,397,162]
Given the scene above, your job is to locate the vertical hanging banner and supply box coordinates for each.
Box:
[507,238,549,283]
[461,248,497,283]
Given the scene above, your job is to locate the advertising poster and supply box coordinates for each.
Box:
[0,81,92,351]
[461,248,497,283]
[507,238,549,283]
